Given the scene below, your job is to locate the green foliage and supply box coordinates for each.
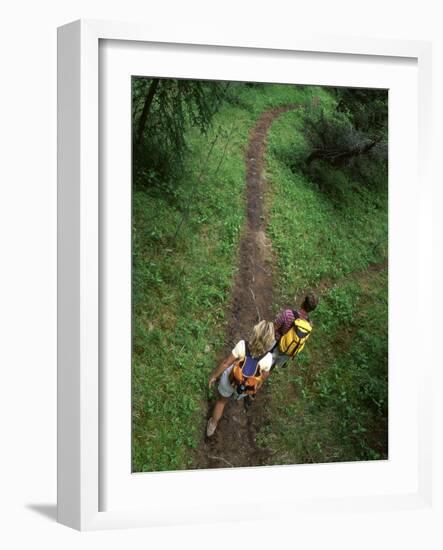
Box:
[259,274,388,464]
[132,79,388,471]
[132,78,229,190]
[334,87,388,140]
[259,93,388,464]
[266,157,387,293]
[295,88,388,192]
[132,82,319,472]
[132,123,244,471]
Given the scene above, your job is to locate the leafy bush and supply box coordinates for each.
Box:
[132,78,229,192]
[292,89,388,193]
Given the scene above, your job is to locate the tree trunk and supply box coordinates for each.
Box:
[330,139,379,166]
[136,78,160,148]
[307,138,380,166]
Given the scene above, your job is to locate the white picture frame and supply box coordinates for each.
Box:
[57,19,433,531]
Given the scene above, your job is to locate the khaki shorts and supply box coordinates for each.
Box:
[217,365,246,400]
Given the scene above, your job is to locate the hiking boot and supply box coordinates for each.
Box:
[206,418,217,437]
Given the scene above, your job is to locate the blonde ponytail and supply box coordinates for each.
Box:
[249,320,275,357]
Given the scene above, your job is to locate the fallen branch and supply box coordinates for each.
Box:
[208,455,234,468]
[250,287,261,321]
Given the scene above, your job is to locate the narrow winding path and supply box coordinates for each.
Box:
[193,104,301,469]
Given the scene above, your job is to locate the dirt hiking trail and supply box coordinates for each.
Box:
[193,104,301,469]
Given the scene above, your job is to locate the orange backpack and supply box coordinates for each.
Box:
[229,343,264,396]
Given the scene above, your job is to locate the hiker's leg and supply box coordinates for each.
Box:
[207,366,233,435]
[212,396,229,424]
[272,349,289,368]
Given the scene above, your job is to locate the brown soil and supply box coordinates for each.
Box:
[193,104,301,469]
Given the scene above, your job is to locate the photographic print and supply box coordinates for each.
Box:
[131,79,388,472]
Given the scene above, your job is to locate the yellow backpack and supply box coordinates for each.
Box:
[278,315,312,357]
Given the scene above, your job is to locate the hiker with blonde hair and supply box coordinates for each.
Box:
[206,320,275,437]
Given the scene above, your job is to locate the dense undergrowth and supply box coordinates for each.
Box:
[132,81,388,471]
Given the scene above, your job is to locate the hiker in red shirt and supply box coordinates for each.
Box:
[272,291,318,368]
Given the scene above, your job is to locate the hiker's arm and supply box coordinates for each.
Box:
[273,322,280,338]
[259,354,273,382]
[209,353,235,387]
[261,370,270,381]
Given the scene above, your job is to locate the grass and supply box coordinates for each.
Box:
[132,122,243,471]
[132,81,388,471]
[258,92,388,463]
[258,272,388,463]
[266,102,388,295]
[132,83,317,472]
